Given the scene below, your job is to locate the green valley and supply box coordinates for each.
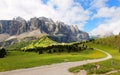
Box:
[1,34,120,75]
[0,36,107,72]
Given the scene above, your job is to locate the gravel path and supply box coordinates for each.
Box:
[0,49,112,75]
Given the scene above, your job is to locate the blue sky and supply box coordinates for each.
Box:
[83,0,120,32]
[0,0,120,35]
[73,0,120,35]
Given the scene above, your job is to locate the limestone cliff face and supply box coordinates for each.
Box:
[0,17,89,44]
[0,17,28,35]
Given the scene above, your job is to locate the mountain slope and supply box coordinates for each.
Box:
[0,17,89,42]
[22,36,58,49]
[7,36,58,50]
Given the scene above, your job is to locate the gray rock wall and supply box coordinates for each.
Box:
[0,17,89,42]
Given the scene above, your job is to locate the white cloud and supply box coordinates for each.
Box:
[47,0,74,10]
[47,0,90,29]
[0,0,44,19]
[0,0,90,30]
[93,7,120,19]
[90,7,120,35]
[90,0,108,9]
[90,19,120,35]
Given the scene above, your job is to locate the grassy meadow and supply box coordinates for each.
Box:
[69,43,120,75]
[0,48,106,72]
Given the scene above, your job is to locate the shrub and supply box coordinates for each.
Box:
[48,50,52,53]
[39,50,43,54]
[0,48,6,58]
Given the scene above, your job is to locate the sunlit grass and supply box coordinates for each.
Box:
[69,43,120,74]
[0,48,106,72]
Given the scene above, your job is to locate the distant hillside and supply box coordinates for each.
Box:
[7,36,58,50]
[94,34,120,48]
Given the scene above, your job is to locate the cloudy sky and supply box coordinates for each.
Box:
[0,0,120,35]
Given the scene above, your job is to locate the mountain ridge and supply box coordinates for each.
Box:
[0,17,89,47]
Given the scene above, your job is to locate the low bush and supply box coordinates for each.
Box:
[0,48,6,58]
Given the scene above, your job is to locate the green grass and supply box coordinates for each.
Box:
[94,35,120,48]
[7,36,58,50]
[24,36,58,48]
[0,49,106,72]
[69,43,120,74]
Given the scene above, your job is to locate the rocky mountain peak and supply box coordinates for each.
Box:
[0,17,89,44]
[15,17,25,22]
[39,17,54,23]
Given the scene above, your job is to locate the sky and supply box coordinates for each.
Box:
[0,0,120,35]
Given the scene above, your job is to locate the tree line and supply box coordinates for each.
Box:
[23,42,93,54]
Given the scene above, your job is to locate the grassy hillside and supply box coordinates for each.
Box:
[69,35,120,75]
[94,35,120,48]
[22,36,58,49]
[7,36,58,50]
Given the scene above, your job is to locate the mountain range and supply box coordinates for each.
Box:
[0,17,89,47]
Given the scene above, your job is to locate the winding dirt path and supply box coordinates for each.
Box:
[0,49,112,75]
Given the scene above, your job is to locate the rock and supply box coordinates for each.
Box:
[76,70,87,75]
[0,17,89,46]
